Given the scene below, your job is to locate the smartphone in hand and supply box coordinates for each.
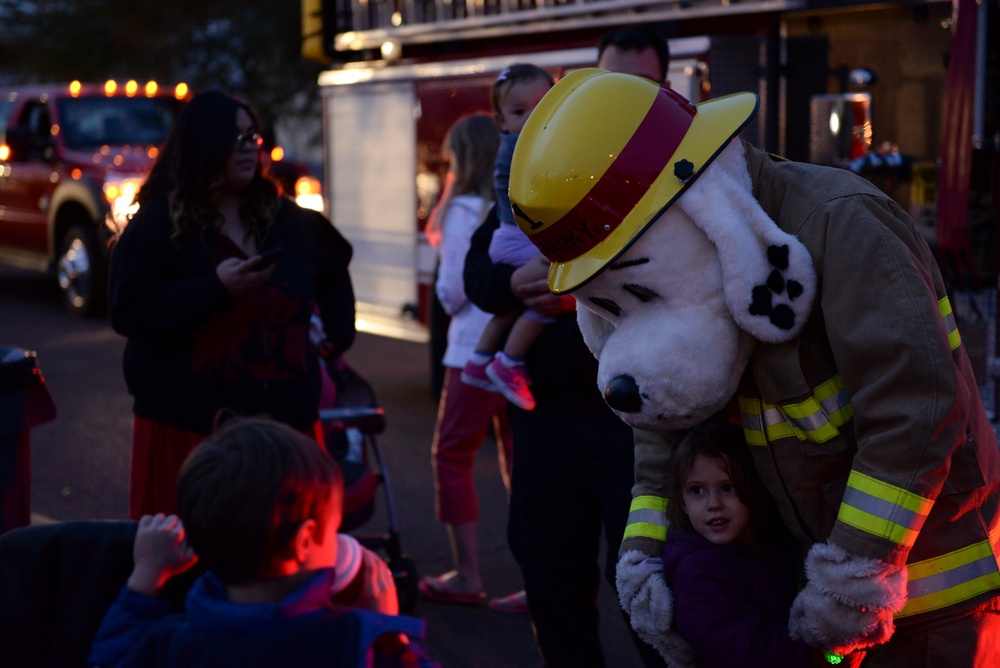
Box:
[253,246,283,269]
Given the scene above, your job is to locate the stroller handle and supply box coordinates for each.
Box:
[319,406,386,434]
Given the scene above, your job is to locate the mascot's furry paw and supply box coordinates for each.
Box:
[788,542,908,655]
[616,550,697,667]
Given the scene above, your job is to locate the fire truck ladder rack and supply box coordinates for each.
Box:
[329,0,803,53]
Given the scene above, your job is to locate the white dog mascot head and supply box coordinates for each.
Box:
[509,69,817,431]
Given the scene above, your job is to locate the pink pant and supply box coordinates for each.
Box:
[129,415,204,519]
[432,367,512,525]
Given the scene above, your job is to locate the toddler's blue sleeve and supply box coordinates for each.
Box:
[493,133,519,227]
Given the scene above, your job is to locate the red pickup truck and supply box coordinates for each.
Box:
[0,81,188,315]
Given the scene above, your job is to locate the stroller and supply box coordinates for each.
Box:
[318,354,419,613]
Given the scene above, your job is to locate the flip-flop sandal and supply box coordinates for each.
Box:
[418,574,486,606]
[488,590,529,614]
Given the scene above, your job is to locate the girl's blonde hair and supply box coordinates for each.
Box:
[443,113,499,201]
[425,113,500,245]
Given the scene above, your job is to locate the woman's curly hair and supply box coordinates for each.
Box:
[136,89,278,245]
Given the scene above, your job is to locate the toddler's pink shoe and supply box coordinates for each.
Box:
[486,358,536,411]
[461,359,497,391]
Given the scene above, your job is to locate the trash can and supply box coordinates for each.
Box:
[0,347,56,534]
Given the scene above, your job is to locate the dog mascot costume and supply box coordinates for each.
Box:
[508,69,1000,666]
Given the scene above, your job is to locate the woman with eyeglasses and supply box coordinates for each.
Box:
[108,89,356,519]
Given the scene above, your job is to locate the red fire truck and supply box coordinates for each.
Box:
[0,81,190,315]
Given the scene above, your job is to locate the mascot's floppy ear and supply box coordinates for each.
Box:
[677,141,815,343]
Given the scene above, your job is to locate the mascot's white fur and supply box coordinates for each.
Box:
[572,141,907,665]
[572,139,815,433]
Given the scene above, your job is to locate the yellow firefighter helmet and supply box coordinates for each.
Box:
[509,68,759,293]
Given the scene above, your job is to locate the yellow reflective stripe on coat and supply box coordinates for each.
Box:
[623,495,669,542]
[738,375,852,446]
[838,471,933,548]
[898,539,1000,617]
[939,296,961,351]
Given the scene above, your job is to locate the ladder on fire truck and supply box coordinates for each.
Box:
[305,0,801,59]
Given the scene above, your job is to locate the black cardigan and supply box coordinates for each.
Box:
[109,195,355,435]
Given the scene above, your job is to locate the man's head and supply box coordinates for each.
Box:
[597,26,670,84]
[176,417,344,585]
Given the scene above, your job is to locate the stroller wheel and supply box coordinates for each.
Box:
[392,555,420,614]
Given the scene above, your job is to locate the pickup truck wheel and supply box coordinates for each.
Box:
[57,225,108,317]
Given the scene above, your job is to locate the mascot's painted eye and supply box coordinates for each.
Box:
[623,283,658,302]
[609,257,650,271]
[588,297,621,317]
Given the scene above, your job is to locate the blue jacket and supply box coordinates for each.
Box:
[88,569,437,668]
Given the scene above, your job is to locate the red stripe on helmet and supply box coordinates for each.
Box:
[522,87,696,263]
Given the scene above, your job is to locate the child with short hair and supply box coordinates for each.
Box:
[88,416,437,668]
[661,421,815,667]
[460,63,555,411]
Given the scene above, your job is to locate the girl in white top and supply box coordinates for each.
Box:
[419,114,524,612]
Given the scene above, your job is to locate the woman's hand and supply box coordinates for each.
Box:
[126,514,199,598]
[216,256,274,297]
[510,253,576,316]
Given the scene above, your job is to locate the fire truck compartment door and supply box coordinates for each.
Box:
[326,80,426,342]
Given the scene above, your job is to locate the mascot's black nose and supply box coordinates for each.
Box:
[605,375,642,413]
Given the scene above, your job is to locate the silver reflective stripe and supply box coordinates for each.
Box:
[782,405,828,433]
[762,405,785,428]
[841,486,923,534]
[627,507,667,528]
[821,385,850,417]
[908,551,1000,599]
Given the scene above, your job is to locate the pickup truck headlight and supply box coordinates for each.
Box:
[103,176,144,232]
[294,175,324,214]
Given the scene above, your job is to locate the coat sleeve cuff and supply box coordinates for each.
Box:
[619,534,666,561]
[829,520,912,568]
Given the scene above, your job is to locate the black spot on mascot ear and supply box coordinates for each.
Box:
[767,269,785,295]
[787,280,804,300]
[770,304,795,330]
[750,279,799,330]
[767,245,790,271]
[750,285,773,316]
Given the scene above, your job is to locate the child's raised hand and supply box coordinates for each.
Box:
[126,513,199,598]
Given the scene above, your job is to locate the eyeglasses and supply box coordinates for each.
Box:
[233,131,263,151]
